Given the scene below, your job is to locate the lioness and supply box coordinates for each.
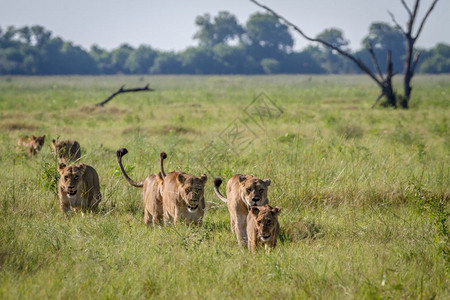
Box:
[161,171,207,225]
[214,174,271,246]
[58,163,102,215]
[116,148,166,226]
[247,204,281,252]
[16,135,46,157]
[52,139,82,163]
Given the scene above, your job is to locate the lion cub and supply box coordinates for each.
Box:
[116,148,166,226]
[58,163,102,215]
[17,135,46,157]
[247,204,281,252]
[52,139,82,163]
[214,174,271,246]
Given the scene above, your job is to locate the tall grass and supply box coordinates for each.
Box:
[0,75,448,299]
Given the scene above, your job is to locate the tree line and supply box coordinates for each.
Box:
[0,11,449,75]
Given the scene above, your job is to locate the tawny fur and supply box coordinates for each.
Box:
[247,204,281,252]
[52,139,81,163]
[161,171,207,225]
[16,135,46,157]
[58,163,102,215]
[116,148,165,226]
[214,174,271,246]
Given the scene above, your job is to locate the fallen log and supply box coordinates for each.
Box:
[95,84,155,107]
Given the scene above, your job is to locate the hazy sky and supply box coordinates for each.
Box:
[1,0,449,51]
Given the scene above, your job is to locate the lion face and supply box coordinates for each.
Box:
[31,135,46,153]
[249,205,281,242]
[58,163,86,198]
[177,173,207,212]
[239,175,270,207]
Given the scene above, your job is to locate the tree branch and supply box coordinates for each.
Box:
[414,0,440,40]
[408,0,421,34]
[249,0,383,87]
[368,43,385,80]
[388,10,406,35]
[371,92,385,109]
[95,84,155,107]
[411,51,422,75]
[401,0,413,17]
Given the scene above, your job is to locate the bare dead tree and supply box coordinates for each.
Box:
[95,84,155,107]
[250,0,440,109]
[389,0,439,108]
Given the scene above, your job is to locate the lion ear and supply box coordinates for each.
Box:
[199,174,207,185]
[239,175,247,183]
[177,173,186,185]
[273,206,281,216]
[58,163,66,173]
[250,206,260,216]
[77,164,87,175]
[42,135,46,140]
[263,179,271,186]
[51,139,57,147]
[31,135,36,140]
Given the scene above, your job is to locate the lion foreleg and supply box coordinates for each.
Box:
[235,215,248,246]
[144,209,151,225]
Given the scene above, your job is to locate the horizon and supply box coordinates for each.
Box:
[1,0,449,52]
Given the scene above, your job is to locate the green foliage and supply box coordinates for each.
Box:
[149,52,182,74]
[124,45,159,74]
[110,44,134,74]
[261,58,280,74]
[1,13,449,75]
[410,185,449,263]
[37,160,59,197]
[419,43,450,74]
[0,75,449,298]
[317,28,349,50]
[246,12,293,52]
[194,11,244,47]
[336,123,364,139]
[361,22,405,73]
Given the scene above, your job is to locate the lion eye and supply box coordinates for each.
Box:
[246,188,252,194]
[74,175,79,180]
[64,176,69,180]
[259,189,264,194]
[267,220,271,225]
[257,221,262,225]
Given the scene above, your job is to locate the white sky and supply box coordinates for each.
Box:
[1,0,449,52]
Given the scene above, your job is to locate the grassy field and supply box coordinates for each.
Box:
[0,75,448,299]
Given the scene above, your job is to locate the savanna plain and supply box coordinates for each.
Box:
[0,75,448,299]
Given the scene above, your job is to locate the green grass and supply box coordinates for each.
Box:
[0,75,448,299]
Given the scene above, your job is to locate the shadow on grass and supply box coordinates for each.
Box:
[280,219,324,244]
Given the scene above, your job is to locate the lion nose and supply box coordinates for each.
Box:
[68,185,75,189]
[252,197,260,203]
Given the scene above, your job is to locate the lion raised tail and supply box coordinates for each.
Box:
[116,148,144,188]
[214,177,227,203]
[160,152,167,178]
